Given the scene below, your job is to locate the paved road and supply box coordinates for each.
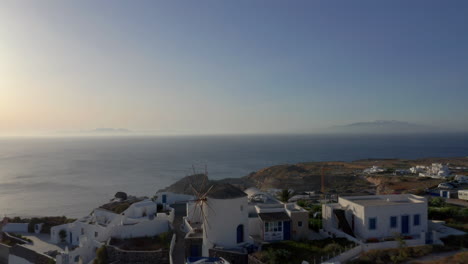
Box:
[172,203,187,264]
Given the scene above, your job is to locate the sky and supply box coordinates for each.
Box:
[1,0,467,135]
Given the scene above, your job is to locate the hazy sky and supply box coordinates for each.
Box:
[1,1,467,135]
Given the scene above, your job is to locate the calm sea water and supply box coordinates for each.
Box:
[1,134,467,217]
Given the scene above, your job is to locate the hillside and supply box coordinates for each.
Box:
[160,157,468,195]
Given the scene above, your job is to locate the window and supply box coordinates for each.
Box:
[413,214,420,226]
[74,255,80,262]
[390,216,397,228]
[265,221,283,232]
[298,221,303,227]
[94,232,98,238]
[81,228,84,235]
[369,217,377,230]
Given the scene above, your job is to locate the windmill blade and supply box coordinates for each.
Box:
[190,183,201,198]
[200,185,214,199]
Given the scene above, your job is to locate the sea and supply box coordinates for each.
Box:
[0,134,467,218]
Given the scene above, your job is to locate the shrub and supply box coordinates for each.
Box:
[59,230,67,243]
[93,246,108,264]
[429,197,446,207]
[262,248,292,264]
[323,243,342,253]
[308,218,322,232]
[9,233,32,243]
[311,204,322,213]
[296,200,306,207]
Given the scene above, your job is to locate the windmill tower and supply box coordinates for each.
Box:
[188,178,249,256]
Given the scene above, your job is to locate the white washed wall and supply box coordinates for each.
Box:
[155,192,194,205]
[111,219,170,239]
[8,255,34,264]
[3,223,28,233]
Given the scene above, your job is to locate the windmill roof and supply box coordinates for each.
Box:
[206,183,247,199]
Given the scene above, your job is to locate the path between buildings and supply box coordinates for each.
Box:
[446,198,468,207]
[17,233,65,254]
[172,203,187,264]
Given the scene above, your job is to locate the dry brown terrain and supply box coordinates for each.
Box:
[162,157,468,195]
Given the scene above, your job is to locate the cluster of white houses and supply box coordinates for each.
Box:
[1,182,465,264]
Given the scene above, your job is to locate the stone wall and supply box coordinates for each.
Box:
[209,248,248,264]
[106,245,169,264]
[0,243,11,264]
[9,245,55,264]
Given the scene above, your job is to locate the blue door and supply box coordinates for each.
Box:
[162,194,167,204]
[283,221,291,240]
[69,232,73,244]
[237,225,244,243]
[190,245,201,257]
[401,215,409,234]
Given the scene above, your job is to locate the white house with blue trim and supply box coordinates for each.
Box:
[322,194,428,241]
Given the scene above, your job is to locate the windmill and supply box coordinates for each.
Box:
[189,177,214,233]
[184,165,215,239]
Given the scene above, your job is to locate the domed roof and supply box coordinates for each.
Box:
[205,183,247,199]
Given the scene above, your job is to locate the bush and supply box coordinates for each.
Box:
[296,200,306,207]
[429,197,446,207]
[323,243,342,253]
[9,233,32,243]
[262,248,292,264]
[311,204,322,213]
[93,246,108,264]
[59,230,67,243]
[308,218,322,232]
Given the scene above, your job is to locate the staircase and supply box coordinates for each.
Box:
[333,209,355,237]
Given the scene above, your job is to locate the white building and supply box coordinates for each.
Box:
[363,166,385,174]
[248,203,309,242]
[154,191,194,205]
[50,197,174,264]
[458,190,468,201]
[454,175,468,184]
[416,163,451,178]
[410,165,427,174]
[323,194,428,242]
[244,187,309,242]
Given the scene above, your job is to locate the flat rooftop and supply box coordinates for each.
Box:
[342,194,425,206]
